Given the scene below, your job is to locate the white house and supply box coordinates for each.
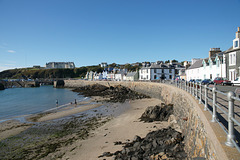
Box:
[225,27,240,81]
[139,63,175,80]
[186,59,203,81]
[186,48,227,81]
[125,72,139,81]
[202,49,226,80]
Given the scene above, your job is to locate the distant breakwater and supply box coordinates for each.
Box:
[55,80,229,160]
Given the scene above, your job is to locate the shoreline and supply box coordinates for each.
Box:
[0,94,171,159]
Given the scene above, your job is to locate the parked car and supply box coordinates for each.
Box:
[189,79,195,82]
[231,77,240,86]
[201,79,214,85]
[195,79,202,83]
[213,77,232,85]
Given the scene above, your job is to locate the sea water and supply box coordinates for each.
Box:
[0,85,84,121]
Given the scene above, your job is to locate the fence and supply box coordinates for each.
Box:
[162,80,240,152]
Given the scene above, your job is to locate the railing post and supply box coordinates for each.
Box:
[225,91,236,147]
[193,82,195,96]
[185,80,187,91]
[199,84,202,104]
[211,86,217,122]
[195,82,198,99]
[204,85,208,111]
[190,82,192,95]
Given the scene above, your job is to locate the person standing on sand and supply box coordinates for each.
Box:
[56,99,58,106]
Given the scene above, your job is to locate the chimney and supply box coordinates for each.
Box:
[209,48,221,58]
[236,27,240,39]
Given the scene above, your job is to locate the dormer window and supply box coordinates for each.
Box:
[235,40,239,48]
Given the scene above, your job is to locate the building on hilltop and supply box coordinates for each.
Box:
[45,62,75,69]
[100,62,108,68]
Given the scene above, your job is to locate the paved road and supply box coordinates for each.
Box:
[215,85,240,93]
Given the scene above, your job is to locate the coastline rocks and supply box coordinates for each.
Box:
[100,127,186,160]
[73,84,150,103]
[140,104,173,122]
[0,83,4,90]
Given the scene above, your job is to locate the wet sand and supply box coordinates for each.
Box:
[0,97,168,159]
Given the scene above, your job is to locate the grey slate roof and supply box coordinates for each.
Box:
[188,59,203,69]
[126,72,137,77]
[224,46,240,53]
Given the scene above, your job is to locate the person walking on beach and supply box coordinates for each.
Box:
[56,99,58,106]
[74,99,77,105]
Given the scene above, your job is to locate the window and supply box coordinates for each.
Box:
[169,69,172,73]
[147,69,148,73]
[204,74,206,79]
[141,75,143,79]
[235,40,238,48]
[162,69,164,73]
[229,52,236,66]
[169,75,172,79]
[146,75,148,79]
[154,69,157,73]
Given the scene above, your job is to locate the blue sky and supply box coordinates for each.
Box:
[0,0,240,71]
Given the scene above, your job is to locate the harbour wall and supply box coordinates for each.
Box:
[56,80,229,160]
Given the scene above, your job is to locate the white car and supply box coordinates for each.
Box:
[232,77,240,86]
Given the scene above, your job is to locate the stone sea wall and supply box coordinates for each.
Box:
[57,80,227,160]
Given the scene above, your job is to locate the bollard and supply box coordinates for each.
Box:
[199,84,202,104]
[204,85,208,111]
[211,86,217,122]
[225,91,236,147]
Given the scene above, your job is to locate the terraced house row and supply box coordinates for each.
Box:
[186,27,240,81]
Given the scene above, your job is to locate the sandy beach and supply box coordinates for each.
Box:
[0,96,170,159]
[64,98,168,160]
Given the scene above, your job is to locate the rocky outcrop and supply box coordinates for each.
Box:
[72,84,150,103]
[140,104,173,122]
[99,127,186,160]
[0,83,4,90]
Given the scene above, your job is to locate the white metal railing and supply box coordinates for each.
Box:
[160,80,240,152]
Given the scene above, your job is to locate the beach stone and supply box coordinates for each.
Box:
[140,104,173,122]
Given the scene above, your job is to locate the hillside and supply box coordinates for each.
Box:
[0,66,103,79]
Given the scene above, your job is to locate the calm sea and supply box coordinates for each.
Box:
[0,86,84,121]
